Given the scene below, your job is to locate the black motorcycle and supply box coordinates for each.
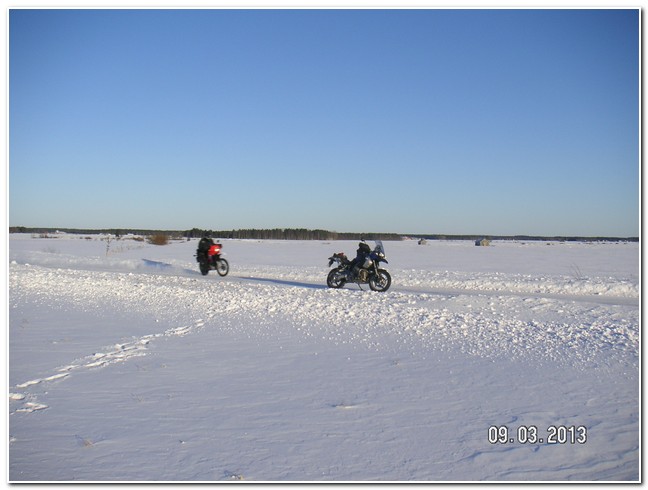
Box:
[327,240,391,292]
[195,240,229,277]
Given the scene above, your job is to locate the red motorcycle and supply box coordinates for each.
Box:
[196,239,229,276]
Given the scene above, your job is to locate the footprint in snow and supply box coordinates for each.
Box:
[330,402,360,410]
[15,402,49,413]
[15,372,69,388]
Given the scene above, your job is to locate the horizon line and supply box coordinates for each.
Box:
[8,226,639,241]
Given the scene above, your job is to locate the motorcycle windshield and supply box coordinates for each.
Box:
[374,240,385,255]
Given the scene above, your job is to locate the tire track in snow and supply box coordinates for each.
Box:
[227,273,638,308]
[393,284,638,307]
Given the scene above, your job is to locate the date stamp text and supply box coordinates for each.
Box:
[488,425,587,445]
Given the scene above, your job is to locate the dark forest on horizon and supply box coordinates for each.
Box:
[8,226,639,243]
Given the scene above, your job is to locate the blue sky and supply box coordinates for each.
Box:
[9,8,639,236]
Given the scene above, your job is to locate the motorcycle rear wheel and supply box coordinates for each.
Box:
[369,269,391,292]
[216,258,229,276]
[327,269,347,288]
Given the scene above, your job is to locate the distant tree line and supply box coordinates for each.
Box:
[9,226,186,238]
[414,234,639,243]
[183,228,403,241]
[8,226,638,242]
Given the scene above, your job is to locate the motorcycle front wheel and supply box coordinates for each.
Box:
[327,268,347,289]
[369,269,391,292]
[199,261,210,276]
[216,258,229,277]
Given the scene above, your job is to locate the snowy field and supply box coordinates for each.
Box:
[7,233,640,482]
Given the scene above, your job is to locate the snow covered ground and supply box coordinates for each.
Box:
[7,233,640,481]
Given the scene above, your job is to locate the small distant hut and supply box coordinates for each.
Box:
[475,238,491,246]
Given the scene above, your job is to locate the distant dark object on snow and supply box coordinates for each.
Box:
[418,239,427,245]
[475,238,491,246]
